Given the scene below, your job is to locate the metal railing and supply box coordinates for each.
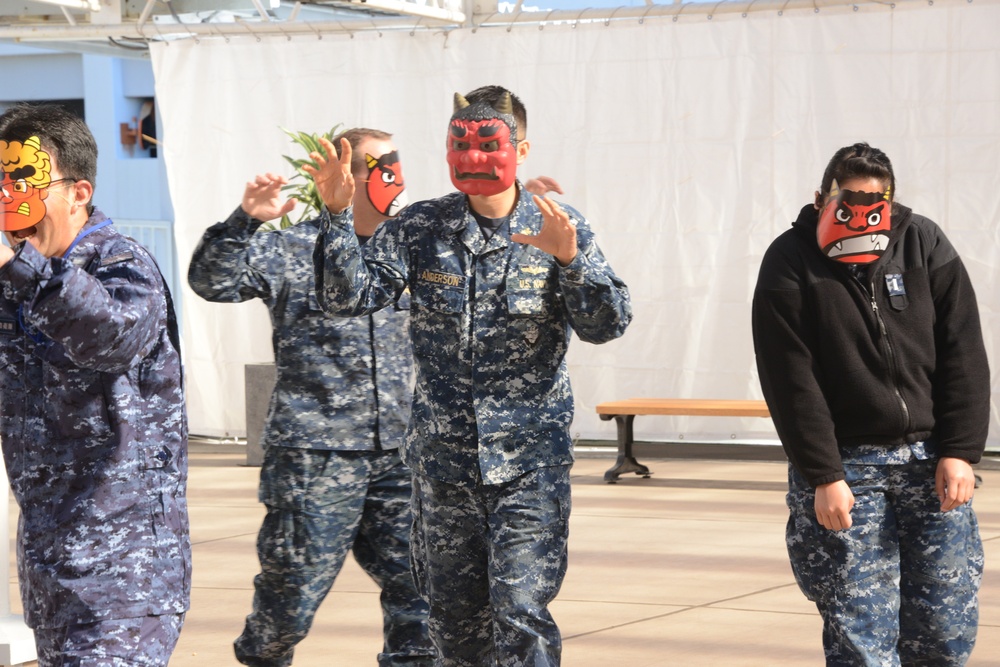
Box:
[115,218,181,315]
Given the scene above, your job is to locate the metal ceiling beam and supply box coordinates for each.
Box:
[320,0,465,23]
[0,0,935,45]
[472,0,893,27]
[0,0,466,42]
[0,17,442,41]
[26,0,99,10]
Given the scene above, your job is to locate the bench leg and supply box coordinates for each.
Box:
[602,414,651,483]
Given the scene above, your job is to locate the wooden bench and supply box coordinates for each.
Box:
[596,398,771,483]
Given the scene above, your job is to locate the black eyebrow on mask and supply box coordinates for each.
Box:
[841,189,885,206]
[374,151,400,168]
[477,122,502,138]
[6,165,36,181]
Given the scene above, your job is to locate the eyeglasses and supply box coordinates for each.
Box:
[41,177,78,189]
[1,176,77,199]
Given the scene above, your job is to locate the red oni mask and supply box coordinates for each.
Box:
[0,137,52,233]
[365,150,407,217]
[447,119,517,197]
[816,180,892,264]
[446,92,519,197]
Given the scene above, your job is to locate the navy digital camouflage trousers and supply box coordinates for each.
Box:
[786,444,984,666]
[33,613,184,666]
[234,447,434,667]
[410,464,571,667]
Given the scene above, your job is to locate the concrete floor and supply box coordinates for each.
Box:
[7,445,1000,666]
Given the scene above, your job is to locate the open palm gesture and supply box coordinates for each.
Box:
[511,195,578,266]
[241,173,296,222]
[302,136,355,215]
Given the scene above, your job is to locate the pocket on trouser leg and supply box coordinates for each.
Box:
[408,479,429,603]
[785,510,830,604]
[785,470,901,666]
[897,504,984,666]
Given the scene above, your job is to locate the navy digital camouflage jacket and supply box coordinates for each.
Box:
[314,184,632,485]
[0,209,191,629]
[187,207,412,451]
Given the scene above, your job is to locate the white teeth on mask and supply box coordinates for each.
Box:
[835,242,843,251]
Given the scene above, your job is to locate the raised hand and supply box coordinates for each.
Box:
[241,173,296,222]
[511,194,578,266]
[302,137,355,215]
[523,176,564,197]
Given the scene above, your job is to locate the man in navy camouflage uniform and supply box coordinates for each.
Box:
[0,104,190,665]
[753,143,988,666]
[188,128,435,667]
[311,87,632,666]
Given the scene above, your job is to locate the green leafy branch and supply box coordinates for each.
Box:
[260,123,342,231]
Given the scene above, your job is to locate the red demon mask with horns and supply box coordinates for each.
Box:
[816,180,893,264]
[446,92,519,197]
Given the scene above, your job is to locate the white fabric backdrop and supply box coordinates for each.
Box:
[152,0,1000,449]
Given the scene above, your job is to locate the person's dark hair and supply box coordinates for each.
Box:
[0,104,98,208]
[332,127,393,177]
[463,85,527,140]
[818,142,895,203]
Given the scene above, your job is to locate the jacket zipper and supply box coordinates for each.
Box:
[869,280,911,433]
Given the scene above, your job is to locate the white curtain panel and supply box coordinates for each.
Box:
[152,0,1000,448]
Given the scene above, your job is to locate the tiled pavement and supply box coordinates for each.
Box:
[7,444,1000,666]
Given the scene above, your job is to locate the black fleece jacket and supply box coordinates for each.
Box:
[752,202,990,487]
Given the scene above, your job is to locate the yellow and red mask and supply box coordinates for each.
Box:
[365,150,407,217]
[816,180,892,264]
[446,92,518,197]
[0,136,52,233]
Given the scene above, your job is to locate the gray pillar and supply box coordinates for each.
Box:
[244,363,277,467]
